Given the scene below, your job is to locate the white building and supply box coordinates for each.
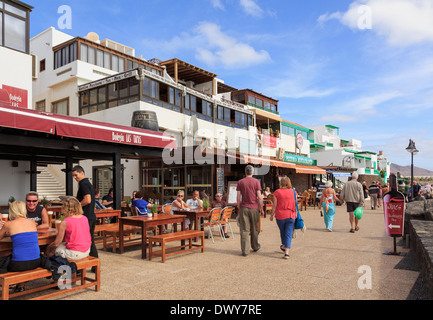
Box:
[0,0,34,203]
[310,124,391,184]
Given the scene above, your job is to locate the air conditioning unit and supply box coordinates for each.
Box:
[31,54,38,80]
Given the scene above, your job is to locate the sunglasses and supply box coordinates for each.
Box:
[26,200,38,203]
[216,195,222,197]
[178,195,184,197]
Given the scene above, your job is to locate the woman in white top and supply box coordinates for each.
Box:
[170,190,190,229]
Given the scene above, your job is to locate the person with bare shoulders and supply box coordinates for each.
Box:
[321,181,343,232]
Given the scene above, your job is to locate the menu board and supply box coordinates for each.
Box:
[216,168,224,195]
[227,181,239,206]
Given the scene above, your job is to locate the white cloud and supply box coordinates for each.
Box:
[141,22,271,69]
[318,0,433,46]
[193,22,271,68]
[239,0,264,17]
[210,0,225,10]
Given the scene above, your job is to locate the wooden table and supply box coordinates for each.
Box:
[119,214,186,259]
[174,209,210,231]
[0,228,57,256]
[95,209,121,224]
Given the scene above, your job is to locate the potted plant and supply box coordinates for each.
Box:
[40,196,50,208]
[203,198,210,210]
[8,196,16,204]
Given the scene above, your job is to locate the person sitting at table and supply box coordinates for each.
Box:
[25,191,49,230]
[94,188,105,210]
[131,191,152,216]
[0,201,50,292]
[211,193,226,209]
[211,193,230,238]
[171,190,191,229]
[186,190,203,210]
[102,188,114,208]
[46,197,91,261]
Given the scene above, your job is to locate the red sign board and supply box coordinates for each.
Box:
[383,192,405,237]
[1,85,28,109]
[263,135,277,148]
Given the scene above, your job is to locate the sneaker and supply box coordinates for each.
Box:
[253,244,261,252]
[283,254,290,259]
[224,233,230,238]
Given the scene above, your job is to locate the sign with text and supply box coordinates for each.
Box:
[383,190,405,237]
[1,85,28,108]
[263,135,277,148]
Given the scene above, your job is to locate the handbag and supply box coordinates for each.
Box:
[293,189,305,230]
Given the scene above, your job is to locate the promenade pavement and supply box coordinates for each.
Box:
[52,204,427,301]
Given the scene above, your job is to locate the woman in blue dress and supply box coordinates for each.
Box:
[321,181,343,232]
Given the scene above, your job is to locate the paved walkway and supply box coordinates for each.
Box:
[53,204,426,300]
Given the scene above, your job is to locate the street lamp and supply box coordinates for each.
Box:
[406,139,419,202]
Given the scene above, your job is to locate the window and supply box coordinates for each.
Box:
[5,3,26,18]
[112,55,119,72]
[0,14,3,45]
[35,100,45,112]
[4,14,25,52]
[255,98,262,107]
[88,46,95,65]
[248,96,255,104]
[119,57,125,72]
[96,49,104,67]
[184,94,190,109]
[39,59,46,72]
[54,42,78,69]
[80,44,88,62]
[52,99,69,115]
[224,108,230,122]
[103,51,110,69]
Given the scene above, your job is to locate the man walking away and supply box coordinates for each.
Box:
[340,172,364,233]
[71,165,98,261]
[236,165,263,256]
[368,181,379,210]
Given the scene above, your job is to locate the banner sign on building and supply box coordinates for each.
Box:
[284,154,314,166]
[0,85,28,108]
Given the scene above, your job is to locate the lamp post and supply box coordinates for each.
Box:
[406,139,419,202]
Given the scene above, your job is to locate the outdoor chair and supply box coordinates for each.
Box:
[202,208,223,243]
[219,206,234,239]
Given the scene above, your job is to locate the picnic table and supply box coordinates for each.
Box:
[118,214,186,259]
[95,209,121,224]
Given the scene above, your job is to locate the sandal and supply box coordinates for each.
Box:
[355,227,360,231]
[280,245,285,252]
[350,229,355,233]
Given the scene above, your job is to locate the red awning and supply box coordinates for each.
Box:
[295,165,327,175]
[243,155,296,169]
[0,105,176,149]
[0,105,56,134]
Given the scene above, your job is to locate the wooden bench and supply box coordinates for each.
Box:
[100,223,142,253]
[148,230,205,263]
[0,256,100,300]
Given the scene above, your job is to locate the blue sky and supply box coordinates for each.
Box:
[27,0,433,171]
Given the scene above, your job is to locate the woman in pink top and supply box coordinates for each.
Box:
[270,176,297,259]
[46,197,91,261]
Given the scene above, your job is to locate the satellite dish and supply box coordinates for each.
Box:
[86,32,100,42]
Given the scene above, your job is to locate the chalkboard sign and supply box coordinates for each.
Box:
[227,181,239,206]
[216,168,224,195]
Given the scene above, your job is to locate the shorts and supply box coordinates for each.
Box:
[346,202,361,213]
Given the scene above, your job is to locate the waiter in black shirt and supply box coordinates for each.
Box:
[71,165,98,260]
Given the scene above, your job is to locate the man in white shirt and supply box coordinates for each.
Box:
[186,190,203,209]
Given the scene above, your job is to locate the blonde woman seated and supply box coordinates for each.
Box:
[0,201,48,292]
[46,197,91,261]
[170,190,191,229]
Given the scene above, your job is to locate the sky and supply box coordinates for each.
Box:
[26,0,433,171]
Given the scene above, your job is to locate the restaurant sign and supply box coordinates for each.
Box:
[284,154,314,166]
[0,84,28,108]
[263,135,277,148]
